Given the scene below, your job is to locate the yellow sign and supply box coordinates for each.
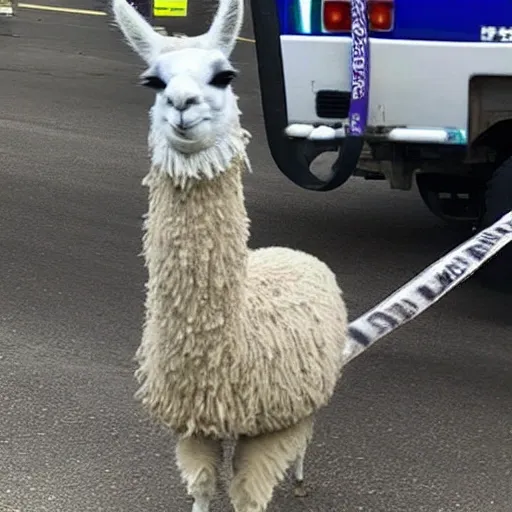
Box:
[153,0,188,17]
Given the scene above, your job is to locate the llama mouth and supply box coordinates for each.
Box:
[172,118,205,135]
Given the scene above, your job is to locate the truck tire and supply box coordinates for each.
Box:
[477,157,512,292]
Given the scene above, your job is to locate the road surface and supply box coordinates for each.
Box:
[0,3,510,512]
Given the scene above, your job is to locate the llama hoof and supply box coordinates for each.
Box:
[293,481,308,498]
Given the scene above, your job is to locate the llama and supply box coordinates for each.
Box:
[112,0,350,510]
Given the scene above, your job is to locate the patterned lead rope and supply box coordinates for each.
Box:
[345,211,512,364]
[347,0,370,136]
[317,0,369,191]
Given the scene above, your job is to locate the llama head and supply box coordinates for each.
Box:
[113,0,249,180]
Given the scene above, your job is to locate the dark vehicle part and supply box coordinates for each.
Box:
[250,0,368,191]
[476,157,512,292]
[468,76,512,161]
[416,173,486,228]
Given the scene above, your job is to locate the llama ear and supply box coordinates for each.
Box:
[202,0,244,57]
[112,0,244,61]
[111,0,166,63]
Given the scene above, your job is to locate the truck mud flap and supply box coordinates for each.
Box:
[250,0,370,191]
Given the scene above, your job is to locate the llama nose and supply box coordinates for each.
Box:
[170,95,200,112]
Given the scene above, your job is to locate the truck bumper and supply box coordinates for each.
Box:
[281,35,512,145]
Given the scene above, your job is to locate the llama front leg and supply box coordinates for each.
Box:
[229,416,314,512]
[175,435,222,512]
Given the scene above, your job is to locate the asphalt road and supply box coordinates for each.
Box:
[0,4,510,512]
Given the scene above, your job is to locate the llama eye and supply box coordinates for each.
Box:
[209,70,237,88]
[140,75,167,91]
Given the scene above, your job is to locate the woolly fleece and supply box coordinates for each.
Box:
[135,152,349,440]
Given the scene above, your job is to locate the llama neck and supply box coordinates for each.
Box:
[141,152,250,346]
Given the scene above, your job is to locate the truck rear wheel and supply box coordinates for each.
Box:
[477,157,512,292]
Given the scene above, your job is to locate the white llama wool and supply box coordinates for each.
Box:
[112,0,349,510]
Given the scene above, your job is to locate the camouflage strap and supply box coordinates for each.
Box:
[346,211,512,363]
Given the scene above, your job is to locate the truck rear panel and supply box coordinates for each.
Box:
[253,0,512,143]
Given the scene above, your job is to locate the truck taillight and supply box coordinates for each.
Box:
[322,0,394,33]
[323,1,351,32]
[368,0,394,31]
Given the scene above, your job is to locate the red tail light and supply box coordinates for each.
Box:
[322,0,394,33]
[368,0,394,31]
[323,1,351,32]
